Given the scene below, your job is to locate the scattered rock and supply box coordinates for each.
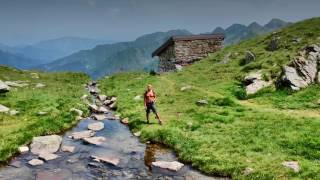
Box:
[71,130,95,140]
[282,161,300,172]
[152,161,184,171]
[0,80,10,93]
[88,122,104,131]
[266,37,279,51]
[35,83,46,88]
[109,102,117,110]
[28,159,44,166]
[5,81,28,87]
[30,73,39,79]
[243,167,254,175]
[92,114,106,120]
[89,104,108,113]
[0,104,10,113]
[121,118,129,125]
[98,95,107,101]
[244,71,272,95]
[133,131,141,137]
[91,155,120,166]
[18,146,29,153]
[221,52,232,64]
[110,97,117,102]
[103,100,112,105]
[9,161,21,168]
[83,137,106,146]
[30,135,62,155]
[37,111,48,115]
[61,145,75,153]
[9,109,19,115]
[196,100,208,106]
[70,108,83,117]
[180,85,192,91]
[39,152,59,161]
[133,95,141,101]
[244,51,256,64]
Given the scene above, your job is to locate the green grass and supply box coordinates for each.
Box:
[99,17,320,179]
[0,66,90,162]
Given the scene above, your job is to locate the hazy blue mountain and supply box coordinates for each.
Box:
[0,49,41,69]
[39,30,192,78]
[213,18,290,45]
[1,37,114,64]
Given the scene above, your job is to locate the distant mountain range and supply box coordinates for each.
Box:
[212,18,291,45]
[0,18,290,78]
[39,30,192,78]
[0,37,114,64]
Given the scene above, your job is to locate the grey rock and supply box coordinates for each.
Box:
[70,108,83,117]
[266,37,279,51]
[196,100,208,106]
[98,95,107,101]
[9,110,19,115]
[5,81,28,87]
[61,145,75,153]
[71,130,95,140]
[92,114,106,121]
[91,155,120,166]
[180,85,192,91]
[0,80,10,93]
[121,118,129,125]
[83,136,106,146]
[30,73,39,79]
[35,83,46,88]
[152,161,184,171]
[0,104,10,113]
[9,161,22,168]
[30,135,62,155]
[282,161,300,172]
[28,159,44,166]
[244,51,256,64]
[243,167,254,175]
[88,122,104,131]
[244,71,272,95]
[133,95,142,101]
[37,111,48,115]
[39,152,59,161]
[18,146,29,153]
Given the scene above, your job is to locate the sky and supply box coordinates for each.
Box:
[0,0,319,46]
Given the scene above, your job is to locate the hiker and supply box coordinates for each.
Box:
[144,84,162,125]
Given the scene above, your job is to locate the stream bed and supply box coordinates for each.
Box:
[0,116,223,180]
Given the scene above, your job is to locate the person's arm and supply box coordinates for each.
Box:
[144,93,147,109]
[153,90,157,102]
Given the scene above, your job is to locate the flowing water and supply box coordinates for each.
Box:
[0,116,225,180]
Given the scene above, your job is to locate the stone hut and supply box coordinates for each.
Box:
[152,34,224,72]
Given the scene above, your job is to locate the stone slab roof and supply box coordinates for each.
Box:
[152,34,224,57]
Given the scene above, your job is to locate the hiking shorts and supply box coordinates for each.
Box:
[146,102,157,114]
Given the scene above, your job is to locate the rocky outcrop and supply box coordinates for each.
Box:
[244,51,256,64]
[244,71,272,95]
[30,135,62,155]
[0,80,10,93]
[278,44,320,90]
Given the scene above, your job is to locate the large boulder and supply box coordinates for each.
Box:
[244,71,272,95]
[243,51,256,64]
[30,135,62,155]
[278,44,320,90]
[0,80,10,93]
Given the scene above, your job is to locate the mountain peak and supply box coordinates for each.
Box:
[264,18,289,30]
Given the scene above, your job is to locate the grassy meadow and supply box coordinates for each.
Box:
[0,66,90,162]
[99,17,320,179]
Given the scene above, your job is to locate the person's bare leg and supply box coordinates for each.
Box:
[155,113,162,125]
[146,112,150,124]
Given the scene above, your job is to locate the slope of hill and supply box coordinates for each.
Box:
[98,17,320,179]
[40,30,192,79]
[213,18,290,45]
[0,50,41,69]
[0,66,90,161]
[0,37,113,65]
